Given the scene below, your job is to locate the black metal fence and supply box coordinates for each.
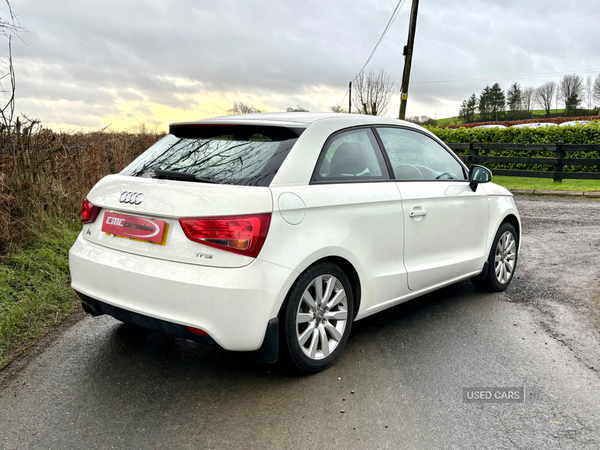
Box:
[447,140,600,181]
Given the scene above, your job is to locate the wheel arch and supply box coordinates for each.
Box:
[276,255,362,321]
[500,213,521,244]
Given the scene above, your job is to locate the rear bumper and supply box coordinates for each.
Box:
[69,233,296,351]
[78,293,219,345]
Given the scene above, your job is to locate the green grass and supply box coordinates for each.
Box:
[493,176,600,192]
[0,222,81,368]
[437,116,461,126]
[531,109,566,116]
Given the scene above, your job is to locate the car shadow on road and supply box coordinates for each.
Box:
[83,280,486,380]
[52,279,507,446]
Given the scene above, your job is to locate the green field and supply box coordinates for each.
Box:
[437,109,568,126]
[0,223,81,368]
[492,176,600,192]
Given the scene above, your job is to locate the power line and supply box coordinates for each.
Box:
[355,0,406,79]
[338,0,407,108]
[411,68,600,85]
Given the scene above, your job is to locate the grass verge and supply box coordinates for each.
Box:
[493,176,600,192]
[0,222,81,369]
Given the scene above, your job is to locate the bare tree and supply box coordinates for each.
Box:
[329,104,348,113]
[522,87,536,114]
[584,76,593,110]
[594,73,600,107]
[406,115,437,126]
[226,101,265,115]
[285,105,309,112]
[560,74,584,113]
[0,0,21,127]
[535,81,557,116]
[351,69,394,116]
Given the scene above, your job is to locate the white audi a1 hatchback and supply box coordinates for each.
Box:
[69,112,520,372]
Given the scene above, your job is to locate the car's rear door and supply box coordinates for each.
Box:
[375,127,489,291]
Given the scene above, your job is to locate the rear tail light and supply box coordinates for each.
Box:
[81,198,101,224]
[179,213,271,258]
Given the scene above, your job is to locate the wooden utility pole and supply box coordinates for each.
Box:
[349,81,352,113]
[398,0,419,120]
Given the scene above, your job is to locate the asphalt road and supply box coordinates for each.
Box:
[1,196,599,449]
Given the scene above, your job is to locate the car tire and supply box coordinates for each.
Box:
[282,262,354,373]
[472,222,518,292]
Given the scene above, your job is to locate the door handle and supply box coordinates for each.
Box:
[409,209,427,218]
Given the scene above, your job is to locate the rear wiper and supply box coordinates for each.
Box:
[153,169,219,184]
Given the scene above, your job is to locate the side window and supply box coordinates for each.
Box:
[315,128,390,181]
[376,127,467,181]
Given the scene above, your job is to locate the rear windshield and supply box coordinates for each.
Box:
[121,125,304,186]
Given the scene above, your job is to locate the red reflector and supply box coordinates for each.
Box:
[81,198,101,224]
[187,327,209,337]
[179,213,271,258]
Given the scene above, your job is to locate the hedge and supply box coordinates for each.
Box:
[443,115,600,130]
[426,122,600,173]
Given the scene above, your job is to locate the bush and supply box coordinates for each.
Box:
[0,118,163,255]
[426,121,600,174]
[428,121,600,144]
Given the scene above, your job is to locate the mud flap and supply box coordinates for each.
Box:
[253,317,279,364]
[472,261,489,280]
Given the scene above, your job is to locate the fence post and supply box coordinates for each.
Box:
[554,140,564,183]
[469,139,480,165]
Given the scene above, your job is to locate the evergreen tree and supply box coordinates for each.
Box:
[458,100,468,123]
[466,94,478,123]
[506,82,522,117]
[489,83,505,121]
[478,86,492,122]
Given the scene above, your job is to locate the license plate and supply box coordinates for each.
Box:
[101,212,167,245]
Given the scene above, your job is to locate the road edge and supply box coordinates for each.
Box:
[510,189,600,197]
[0,308,87,390]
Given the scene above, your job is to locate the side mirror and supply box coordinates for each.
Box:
[469,165,492,192]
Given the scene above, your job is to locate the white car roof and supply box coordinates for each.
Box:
[511,122,558,128]
[559,120,591,126]
[171,112,422,130]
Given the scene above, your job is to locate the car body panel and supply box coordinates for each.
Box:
[69,112,522,354]
[70,233,297,351]
[267,182,408,317]
[480,183,521,251]
[82,174,272,268]
[397,180,489,291]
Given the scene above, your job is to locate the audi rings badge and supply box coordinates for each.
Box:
[119,192,145,205]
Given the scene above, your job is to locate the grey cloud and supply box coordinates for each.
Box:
[8,0,600,126]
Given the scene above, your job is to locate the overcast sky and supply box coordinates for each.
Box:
[5,0,600,131]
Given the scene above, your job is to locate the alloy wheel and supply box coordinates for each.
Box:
[295,275,348,360]
[494,231,516,284]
